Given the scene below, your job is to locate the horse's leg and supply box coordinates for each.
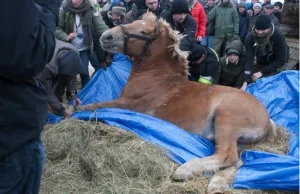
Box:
[206,159,243,194]
[76,98,128,111]
[173,122,239,181]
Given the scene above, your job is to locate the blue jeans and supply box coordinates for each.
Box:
[201,36,214,48]
[0,137,45,194]
[79,50,90,87]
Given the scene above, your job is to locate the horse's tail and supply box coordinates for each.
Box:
[267,119,277,142]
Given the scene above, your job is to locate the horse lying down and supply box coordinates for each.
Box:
[76,12,276,194]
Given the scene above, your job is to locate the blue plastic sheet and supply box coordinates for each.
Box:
[48,53,299,191]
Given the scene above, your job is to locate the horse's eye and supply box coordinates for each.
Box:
[141,31,147,35]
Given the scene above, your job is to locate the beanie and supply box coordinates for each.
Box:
[189,44,206,62]
[238,2,246,8]
[253,2,262,9]
[255,14,272,30]
[274,1,283,9]
[58,50,83,75]
[171,0,190,14]
[111,5,126,16]
[226,48,240,56]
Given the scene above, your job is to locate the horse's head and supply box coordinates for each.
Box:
[100,12,166,57]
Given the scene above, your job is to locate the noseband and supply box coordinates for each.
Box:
[119,20,160,56]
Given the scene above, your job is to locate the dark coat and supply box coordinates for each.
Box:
[0,0,58,160]
[161,10,197,51]
[203,5,215,36]
[244,24,287,83]
[238,9,248,42]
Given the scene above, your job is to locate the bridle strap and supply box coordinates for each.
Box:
[119,20,160,56]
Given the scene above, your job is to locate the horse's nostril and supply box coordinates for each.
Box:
[105,34,113,41]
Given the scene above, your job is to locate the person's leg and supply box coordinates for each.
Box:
[208,36,214,48]
[201,36,208,47]
[89,52,100,73]
[0,137,45,194]
[79,50,90,88]
[213,37,225,57]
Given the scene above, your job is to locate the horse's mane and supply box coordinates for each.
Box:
[142,12,189,73]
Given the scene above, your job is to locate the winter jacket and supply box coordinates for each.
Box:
[161,11,197,51]
[207,1,239,38]
[203,5,215,36]
[213,40,245,88]
[244,24,287,83]
[56,3,109,53]
[238,9,248,42]
[247,11,261,32]
[263,12,280,28]
[190,1,206,38]
[0,0,58,160]
[36,40,80,111]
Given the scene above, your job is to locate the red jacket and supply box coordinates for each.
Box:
[190,2,206,38]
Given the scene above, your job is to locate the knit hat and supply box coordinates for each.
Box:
[226,48,240,56]
[110,2,126,16]
[238,2,246,8]
[255,14,272,30]
[274,1,283,9]
[171,0,190,14]
[189,44,206,62]
[58,50,83,75]
[253,2,262,9]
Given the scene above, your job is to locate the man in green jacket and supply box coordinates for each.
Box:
[213,40,245,88]
[207,0,239,57]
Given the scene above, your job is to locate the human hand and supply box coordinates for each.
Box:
[240,82,247,91]
[72,97,81,106]
[67,32,76,41]
[63,109,73,118]
[251,72,263,82]
[197,36,203,42]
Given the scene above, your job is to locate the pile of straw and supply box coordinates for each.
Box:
[40,119,293,194]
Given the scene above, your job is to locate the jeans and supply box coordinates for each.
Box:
[79,50,90,88]
[201,36,214,48]
[0,137,45,194]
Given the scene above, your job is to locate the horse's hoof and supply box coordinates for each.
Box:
[172,166,193,181]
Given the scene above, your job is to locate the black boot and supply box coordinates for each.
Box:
[80,74,90,88]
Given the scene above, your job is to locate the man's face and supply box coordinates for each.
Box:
[172,13,187,23]
[228,53,239,64]
[239,6,245,13]
[255,28,270,37]
[222,0,229,3]
[111,13,121,20]
[274,5,281,12]
[145,0,158,11]
[264,7,274,15]
[72,0,84,7]
[206,0,215,7]
[254,6,261,15]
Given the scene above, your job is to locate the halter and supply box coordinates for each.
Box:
[119,19,160,56]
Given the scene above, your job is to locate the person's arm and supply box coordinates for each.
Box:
[243,33,255,83]
[55,7,70,42]
[92,8,110,35]
[232,8,239,35]
[206,6,216,23]
[65,75,81,106]
[0,0,59,82]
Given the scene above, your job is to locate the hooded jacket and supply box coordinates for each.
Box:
[207,0,239,37]
[213,40,245,88]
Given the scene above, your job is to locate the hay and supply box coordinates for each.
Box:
[41,119,294,194]
[245,126,291,155]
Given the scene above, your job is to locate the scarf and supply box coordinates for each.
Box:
[188,0,196,10]
[252,26,273,56]
[65,0,93,50]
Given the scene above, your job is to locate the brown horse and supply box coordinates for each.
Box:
[77,13,276,193]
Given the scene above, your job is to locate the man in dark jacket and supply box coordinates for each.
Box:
[241,14,288,90]
[36,39,83,118]
[161,0,197,51]
[213,40,245,88]
[238,2,248,42]
[201,0,215,48]
[188,43,219,83]
[0,0,59,193]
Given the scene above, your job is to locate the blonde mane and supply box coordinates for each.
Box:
[142,12,189,73]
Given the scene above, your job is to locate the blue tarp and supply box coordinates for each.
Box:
[48,53,299,191]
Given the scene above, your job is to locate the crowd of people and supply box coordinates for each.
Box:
[0,0,290,193]
[44,0,289,117]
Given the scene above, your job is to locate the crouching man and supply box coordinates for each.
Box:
[241,14,288,90]
[36,39,83,117]
[213,40,246,88]
[188,43,219,84]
